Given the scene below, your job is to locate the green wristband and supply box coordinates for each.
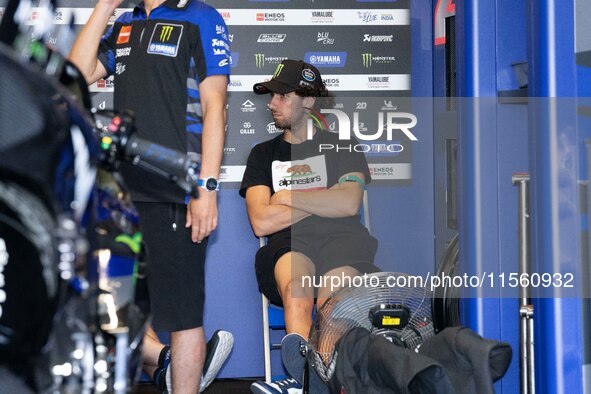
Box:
[338,174,365,188]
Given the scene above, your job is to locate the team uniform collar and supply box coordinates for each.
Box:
[133,0,192,15]
[161,0,193,9]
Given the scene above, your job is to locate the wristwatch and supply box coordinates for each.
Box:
[197,177,219,192]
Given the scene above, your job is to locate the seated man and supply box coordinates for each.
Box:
[239,59,379,394]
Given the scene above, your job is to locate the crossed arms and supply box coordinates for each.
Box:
[244,171,365,237]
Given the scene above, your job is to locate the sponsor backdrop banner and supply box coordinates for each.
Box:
[0,0,411,186]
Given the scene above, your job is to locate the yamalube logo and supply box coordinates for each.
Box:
[308,109,418,153]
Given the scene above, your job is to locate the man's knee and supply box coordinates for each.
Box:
[277,277,313,301]
[274,252,315,300]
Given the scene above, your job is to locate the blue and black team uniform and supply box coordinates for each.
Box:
[98,0,230,330]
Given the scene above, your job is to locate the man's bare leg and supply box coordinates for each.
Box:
[170,327,206,394]
[274,252,315,338]
[142,326,169,378]
[317,265,361,309]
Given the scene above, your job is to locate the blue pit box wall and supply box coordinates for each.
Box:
[454,0,586,393]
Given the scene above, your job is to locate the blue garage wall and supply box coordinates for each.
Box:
[369,0,434,277]
[454,0,586,392]
[454,0,529,392]
[495,1,528,393]
[203,191,262,378]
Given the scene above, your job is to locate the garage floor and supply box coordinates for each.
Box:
[134,378,255,394]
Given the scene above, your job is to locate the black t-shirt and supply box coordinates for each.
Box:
[239,130,371,239]
[98,0,230,202]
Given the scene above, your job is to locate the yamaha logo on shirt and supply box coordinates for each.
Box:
[147,23,184,57]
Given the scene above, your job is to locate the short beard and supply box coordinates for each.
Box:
[272,117,290,130]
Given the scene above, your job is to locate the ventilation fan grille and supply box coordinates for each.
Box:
[308,272,435,382]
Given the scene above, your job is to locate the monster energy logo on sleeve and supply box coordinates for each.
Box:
[160,25,174,41]
[362,53,372,68]
[255,53,265,68]
[273,63,284,78]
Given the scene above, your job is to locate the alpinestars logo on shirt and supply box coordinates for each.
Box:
[279,164,321,187]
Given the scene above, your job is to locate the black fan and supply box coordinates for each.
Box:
[308,272,435,383]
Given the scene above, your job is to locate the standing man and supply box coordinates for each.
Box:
[69,0,232,393]
[240,59,379,393]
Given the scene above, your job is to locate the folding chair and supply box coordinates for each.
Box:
[260,190,371,383]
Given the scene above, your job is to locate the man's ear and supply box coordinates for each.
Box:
[302,96,316,110]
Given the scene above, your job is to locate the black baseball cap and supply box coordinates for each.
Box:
[253,59,324,94]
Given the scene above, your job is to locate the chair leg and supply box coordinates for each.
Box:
[262,293,272,383]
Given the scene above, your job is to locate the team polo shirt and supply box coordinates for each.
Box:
[98,0,230,202]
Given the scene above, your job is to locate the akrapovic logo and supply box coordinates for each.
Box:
[257,34,286,43]
[363,34,393,42]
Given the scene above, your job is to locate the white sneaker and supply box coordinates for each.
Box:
[163,330,234,393]
[200,330,234,392]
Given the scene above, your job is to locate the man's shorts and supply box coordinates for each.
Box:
[135,202,207,331]
[255,218,379,306]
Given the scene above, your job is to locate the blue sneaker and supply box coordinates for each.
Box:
[250,377,302,394]
[280,333,329,394]
[281,333,307,384]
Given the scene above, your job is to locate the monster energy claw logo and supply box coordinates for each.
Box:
[160,25,174,41]
[362,53,372,68]
[273,63,284,78]
[255,53,265,68]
